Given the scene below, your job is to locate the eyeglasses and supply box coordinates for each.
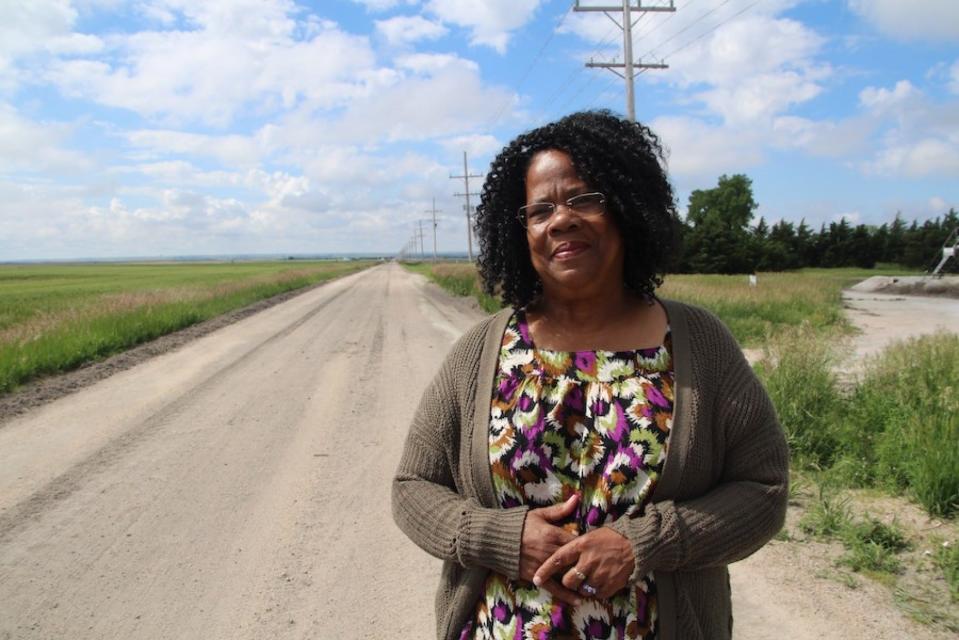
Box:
[517,192,606,229]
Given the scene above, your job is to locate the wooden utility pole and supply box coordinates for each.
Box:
[450,152,482,261]
[425,198,440,262]
[574,1,674,121]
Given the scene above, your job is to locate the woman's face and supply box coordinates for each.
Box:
[523,149,625,300]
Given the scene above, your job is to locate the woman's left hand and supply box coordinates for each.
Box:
[532,527,635,600]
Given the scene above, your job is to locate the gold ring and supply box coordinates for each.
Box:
[572,568,587,582]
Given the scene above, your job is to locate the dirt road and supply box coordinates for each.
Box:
[0,264,953,639]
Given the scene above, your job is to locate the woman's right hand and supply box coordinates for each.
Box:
[519,494,582,606]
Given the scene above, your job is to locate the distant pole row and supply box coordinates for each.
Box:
[395,151,484,262]
[396,198,440,262]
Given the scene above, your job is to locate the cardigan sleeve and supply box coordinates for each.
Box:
[608,314,789,584]
[391,326,530,579]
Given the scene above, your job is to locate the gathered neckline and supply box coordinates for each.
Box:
[515,307,670,357]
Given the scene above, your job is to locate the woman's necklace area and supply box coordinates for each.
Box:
[526,299,656,352]
[526,298,667,351]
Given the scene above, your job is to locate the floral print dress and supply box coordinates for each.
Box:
[461,309,675,640]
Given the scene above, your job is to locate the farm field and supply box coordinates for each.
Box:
[403,261,920,345]
[405,261,959,631]
[0,260,375,394]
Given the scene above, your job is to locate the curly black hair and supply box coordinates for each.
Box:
[475,109,679,308]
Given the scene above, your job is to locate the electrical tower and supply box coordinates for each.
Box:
[425,198,440,262]
[574,1,675,121]
[450,151,482,262]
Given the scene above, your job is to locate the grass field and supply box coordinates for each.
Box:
[402,261,912,345]
[0,260,374,393]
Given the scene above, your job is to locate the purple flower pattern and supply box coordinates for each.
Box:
[463,310,674,640]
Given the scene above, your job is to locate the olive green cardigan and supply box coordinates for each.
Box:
[392,300,789,640]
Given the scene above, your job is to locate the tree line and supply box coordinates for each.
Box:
[673,174,958,274]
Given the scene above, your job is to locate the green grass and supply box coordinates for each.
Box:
[934,540,959,602]
[758,330,959,517]
[800,486,852,537]
[401,263,873,346]
[402,261,501,313]
[838,517,911,575]
[799,487,911,577]
[0,261,374,393]
[659,271,851,345]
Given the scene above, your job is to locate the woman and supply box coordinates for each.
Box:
[392,110,788,640]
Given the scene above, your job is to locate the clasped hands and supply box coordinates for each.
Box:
[520,494,634,606]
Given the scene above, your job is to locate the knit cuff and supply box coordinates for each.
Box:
[459,505,530,578]
[608,502,683,584]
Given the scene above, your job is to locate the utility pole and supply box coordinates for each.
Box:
[450,151,482,261]
[574,1,674,121]
[425,198,440,262]
[417,220,426,258]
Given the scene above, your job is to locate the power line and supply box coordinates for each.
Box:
[486,2,577,129]
[637,0,734,59]
[540,24,621,112]
[660,0,764,59]
[631,0,692,42]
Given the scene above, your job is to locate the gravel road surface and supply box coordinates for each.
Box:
[0,263,953,639]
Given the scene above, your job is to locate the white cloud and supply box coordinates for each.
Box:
[440,134,502,159]
[425,0,543,53]
[0,103,90,172]
[650,116,764,183]
[265,54,514,146]
[865,138,959,178]
[771,116,874,157]
[45,10,378,126]
[0,0,85,91]
[396,52,476,74]
[120,160,240,188]
[335,68,511,143]
[124,129,266,167]
[849,0,959,42]
[375,15,447,46]
[949,60,959,95]
[660,15,828,125]
[140,0,298,38]
[0,0,76,59]
[665,15,824,87]
[929,196,949,213]
[352,0,419,12]
[859,80,918,110]
[854,79,959,178]
[698,71,823,125]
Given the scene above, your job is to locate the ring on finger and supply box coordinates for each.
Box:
[572,568,588,582]
[580,582,598,596]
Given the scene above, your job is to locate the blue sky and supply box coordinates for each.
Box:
[1,0,958,260]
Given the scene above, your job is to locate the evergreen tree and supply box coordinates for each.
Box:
[887,213,907,264]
